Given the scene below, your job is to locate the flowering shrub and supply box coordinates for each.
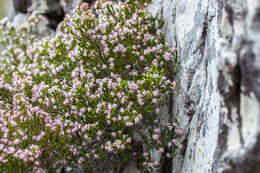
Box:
[0,0,185,172]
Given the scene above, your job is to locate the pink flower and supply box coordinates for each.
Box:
[97,130,103,136]
[35,161,40,166]
[143,152,148,158]
[94,154,99,159]
[175,129,186,136]
[152,135,159,140]
[154,128,160,133]
[147,162,154,168]
[154,161,160,167]
[178,144,183,150]
[153,89,159,96]
[104,47,109,55]
[172,139,177,145]
[166,153,171,158]
[159,148,164,153]
[123,116,129,121]
[106,145,113,152]
[13,139,20,145]
[126,122,133,127]
[127,138,131,143]
[152,98,157,104]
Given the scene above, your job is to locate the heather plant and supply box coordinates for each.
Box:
[0,12,43,84]
[0,0,185,172]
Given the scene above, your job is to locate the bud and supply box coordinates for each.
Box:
[80,2,89,11]
[80,15,88,25]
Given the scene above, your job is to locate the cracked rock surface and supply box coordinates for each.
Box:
[149,0,220,172]
[149,0,260,173]
[10,0,260,172]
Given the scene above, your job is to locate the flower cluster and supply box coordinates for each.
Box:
[0,0,185,172]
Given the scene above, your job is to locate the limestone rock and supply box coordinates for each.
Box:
[149,0,260,173]
[214,0,260,172]
[59,0,96,15]
[60,0,83,15]
[13,0,32,13]
[28,0,64,29]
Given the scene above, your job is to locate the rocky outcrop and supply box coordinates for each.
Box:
[13,0,32,13]
[9,0,260,172]
[214,0,260,172]
[149,0,221,172]
[149,0,260,173]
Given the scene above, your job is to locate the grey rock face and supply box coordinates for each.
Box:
[149,0,260,173]
[214,0,260,173]
[28,0,65,29]
[149,0,220,172]
[60,0,83,15]
[60,0,96,15]
[13,0,32,13]
[12,0,65,29]
[9,0,260,172]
